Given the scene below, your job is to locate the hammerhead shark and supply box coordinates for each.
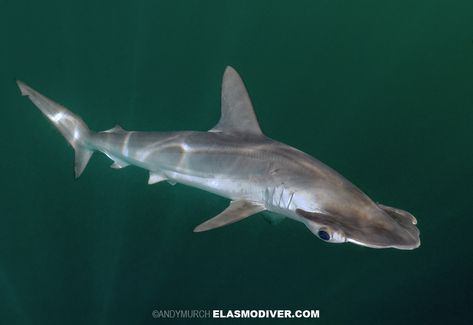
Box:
[17,67,420,249]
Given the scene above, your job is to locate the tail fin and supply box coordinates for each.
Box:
[17,80,93,178]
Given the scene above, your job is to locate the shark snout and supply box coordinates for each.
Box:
[375,204,420,249]
[296,204,421,250]
[344,205,420,250]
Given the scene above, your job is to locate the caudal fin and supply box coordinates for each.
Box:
[17,80,93,178]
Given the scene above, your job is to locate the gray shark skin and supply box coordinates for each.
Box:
[17,67,420,250]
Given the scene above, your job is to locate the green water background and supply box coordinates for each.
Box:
[1,1,472,324]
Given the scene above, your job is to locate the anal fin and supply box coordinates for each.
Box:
[104,153,130,169]
[193,200,265,232]
[148,171,167,184]
[110,160,130,169]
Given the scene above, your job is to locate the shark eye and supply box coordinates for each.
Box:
[318,229,330,241]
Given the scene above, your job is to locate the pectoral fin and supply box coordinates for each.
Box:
[193,200,265,232]
[263,211,286,225]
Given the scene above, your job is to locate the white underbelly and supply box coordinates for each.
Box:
[164,170,265,202]
[163,170,301,222]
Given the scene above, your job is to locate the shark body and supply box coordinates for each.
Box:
[17,67,420,249]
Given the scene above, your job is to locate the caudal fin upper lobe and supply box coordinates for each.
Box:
[17,81,93,178]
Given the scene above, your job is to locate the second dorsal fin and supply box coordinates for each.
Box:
[104,125,126,133]
[209,66,263,136]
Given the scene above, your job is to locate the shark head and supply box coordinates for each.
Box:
[295,187,420,249]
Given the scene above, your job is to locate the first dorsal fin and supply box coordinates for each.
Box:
[209,66,263,136]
